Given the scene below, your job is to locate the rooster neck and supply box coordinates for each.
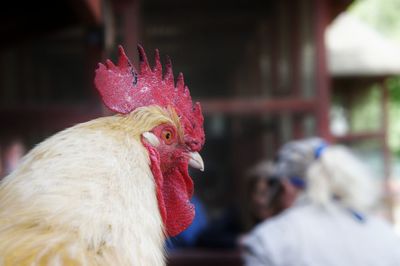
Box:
[0,116,166,265]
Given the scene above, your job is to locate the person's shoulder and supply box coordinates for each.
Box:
[366,215,393,227]
[242,206,306,265]
[365,215,399,236]
[249,204,305,237]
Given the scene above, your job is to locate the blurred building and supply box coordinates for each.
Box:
[327,12,400,175]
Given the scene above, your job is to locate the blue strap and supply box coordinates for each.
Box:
[314,142,328,159]
[348,208,366,223]
[289,176,306,189]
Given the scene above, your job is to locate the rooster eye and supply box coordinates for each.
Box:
[162,130,174,144]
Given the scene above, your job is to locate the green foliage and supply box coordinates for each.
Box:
[386,76,400,155]
[387,76,400,104]
[350,86,381,133]
[350,0,400,43]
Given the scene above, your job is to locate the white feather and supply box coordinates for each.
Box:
[0,114,167,265]
[142,132,160,147]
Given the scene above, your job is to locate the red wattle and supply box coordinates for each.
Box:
[143,142,195,237]
[163,167,195,237]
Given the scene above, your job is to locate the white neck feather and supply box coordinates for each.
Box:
[1,120,166,265]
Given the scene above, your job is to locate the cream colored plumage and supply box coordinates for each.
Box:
[0,106,179,266]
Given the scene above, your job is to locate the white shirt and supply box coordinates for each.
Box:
[243,197,400,266]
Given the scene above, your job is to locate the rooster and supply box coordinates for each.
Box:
[0,46,205,265]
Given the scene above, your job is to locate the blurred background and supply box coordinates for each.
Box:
[2,0,400,265]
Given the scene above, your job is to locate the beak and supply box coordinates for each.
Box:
[188,152,204,172]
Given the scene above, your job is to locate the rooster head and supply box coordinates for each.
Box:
[94,45,205,237]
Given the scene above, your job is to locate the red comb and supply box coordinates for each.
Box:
[94,45,204,151]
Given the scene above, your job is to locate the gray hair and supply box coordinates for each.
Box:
[275,137,326,180]
[246,160,275,180]
[307,145,380,212]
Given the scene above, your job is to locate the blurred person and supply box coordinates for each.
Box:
[243,160,295,230]
[2,139,26,176]
[243,138,400,266]
[197,160,281,249]
[0,146,2,177]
